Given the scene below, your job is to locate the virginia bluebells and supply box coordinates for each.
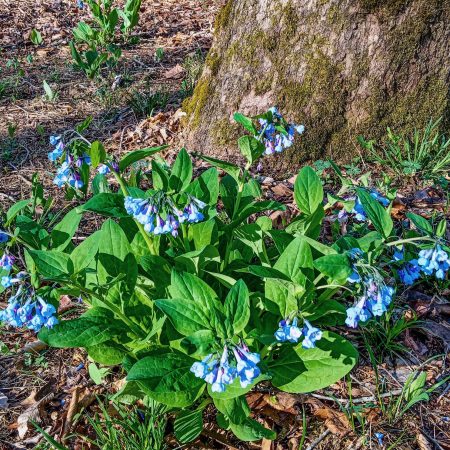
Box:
[0,273,58,332]
[345,249,395,327]
[302,320,323,349]
[398,259,421,285]
[48,136,64,161]
[275,317,302,343]
[418,245,449,280]
[191,343,261,392]
[256,107,305,155]
[125,193,206,237]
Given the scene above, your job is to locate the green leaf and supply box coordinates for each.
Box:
[269,331,358,393]
[406,212,433,236]
[233,112,257,134]
[30,29,43,45]
[294,166,324,215]
[174,409,204,443]
[224,280,250,336]
[197,154,241,183]
[88,362,109,384]
[127,350,205,407]
[184,167,219,206]
[70,231,100,273]
[51,209,82,251]
[213,396,250,425]
[27,249,72,279]
[436,219,447,237]
[314,254,352,282]
[31,421,69,450]
[151,160,169,190]
[229,418,276,441]
[231,201,285,228]
[356,189,393,238]
[79,193,128,217]
[87,341,127,365]
[155,298,212,336]
[118,145,167,172]
[274,237,313,283]
[89,141,106,169]
[265,279,303,317]
[6,199,30,224]
[242,265,291,281]
[169,148,192,191]
[39,311,124,348]
[188,220,217,250]
[238,136,264,165]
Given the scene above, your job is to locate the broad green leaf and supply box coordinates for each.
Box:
[233,112,257,134]
[356,189,393,238]
[174,409,204,443]
[127,350,205,407]
[27,249,72,279]
[197,155,241,183]
[224,280,250,336]
[51,209,82,251]
[151,160,169,190]
[238,135,264,165]
[39,312,124,348]
[70,231,100,273]
[314,253,352,282]
[79,193,128,217]
[185,167,219,206]
[406,212,433,236]
[242,265,291,281]
[169,270,219,307]
[294,166,323,215]
[229,418,276,441]
[89,141,106,169]
[232,201,285,228]
[118,145,167,172]
[6,199,30,225]
[188,219,217,250]
[274,237,313,283]
[87,341,127,365]
[15,216,49,249]
[155,298,212,336]
[269,331,358,393]
[88,362,108,385]
[264,279,303,317]
[213,396,250,425]
[169,148,192,191]
[97,220,137,291]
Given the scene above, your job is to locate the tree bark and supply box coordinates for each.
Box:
[182,0,450,173]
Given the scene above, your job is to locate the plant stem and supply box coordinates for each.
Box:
[385,236,435,247]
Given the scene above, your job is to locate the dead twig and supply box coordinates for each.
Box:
[305,429,331,450]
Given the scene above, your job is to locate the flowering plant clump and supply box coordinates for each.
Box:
[0,108,448,443]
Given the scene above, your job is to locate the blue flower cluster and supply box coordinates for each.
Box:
[49,136,91,189]
[125,194,205,237]
[275,318,323,349]
[418,245,449,280]
[0,231,9,244]
[398,260,421,285]
[0,275,58,331]
[257,107,305,155]
[191,344,261,393]
[345,249,395,328]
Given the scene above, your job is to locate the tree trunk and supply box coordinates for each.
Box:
[182,0,450,173]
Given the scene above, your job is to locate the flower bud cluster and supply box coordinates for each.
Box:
[274,317,323,349]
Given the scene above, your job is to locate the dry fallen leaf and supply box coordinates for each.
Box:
[416,432,433,450]
[163,64,184,79]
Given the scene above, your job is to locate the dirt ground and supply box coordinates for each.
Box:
[0,1,449,449]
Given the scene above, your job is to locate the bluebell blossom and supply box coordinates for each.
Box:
[48,141,64,162]
[398,259,421,285]
[0,254,15,271]
[124,194,206,237]
[97,164,110,175]
[301,320,323,349]
[76,0,84,8]
[345,296,372,328]
[393,248,404,261]
[53,156,85,190]
[275,317,303,343]
[232,344,261,388]
[0,231,8,244]
[375,432,384,446]
[0,277,58,332]
[256,108,304,156]
[49,135,61,146]
[418,245,449,280]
